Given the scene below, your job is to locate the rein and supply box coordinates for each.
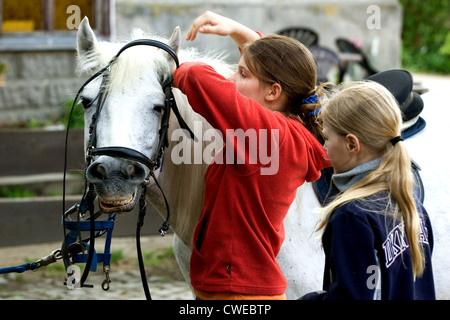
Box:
[62,38,195,300]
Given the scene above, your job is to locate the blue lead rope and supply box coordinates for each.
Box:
[0,248,62,274]
[0,262,40,274]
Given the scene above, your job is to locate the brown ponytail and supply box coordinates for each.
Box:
[241,35,326,142]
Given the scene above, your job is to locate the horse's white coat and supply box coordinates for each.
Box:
[401,79,450,299]
[77,19,449,299]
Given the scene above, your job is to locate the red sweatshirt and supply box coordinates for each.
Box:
[174,62,330,295]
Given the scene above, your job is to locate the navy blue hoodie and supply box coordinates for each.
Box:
[301,192,435,300]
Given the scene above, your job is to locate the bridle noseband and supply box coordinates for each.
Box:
[62,39,196,300]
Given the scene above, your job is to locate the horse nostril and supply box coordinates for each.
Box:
[127,164,136,176]
[86,159,147,184]
[126,163,146,182]
[86,162,107,182]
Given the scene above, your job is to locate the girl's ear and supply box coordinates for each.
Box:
[265,83,282,102]
[346,134,361,154]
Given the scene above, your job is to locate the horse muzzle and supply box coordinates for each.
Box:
[86,156,147,213]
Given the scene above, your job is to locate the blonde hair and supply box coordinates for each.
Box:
[317,81,425,277]
[241,35,326,142]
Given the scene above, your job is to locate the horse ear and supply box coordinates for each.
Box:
[167,26,181,56]
[77,17,98,58]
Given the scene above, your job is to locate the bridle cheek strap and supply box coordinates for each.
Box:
[62,38,196,300]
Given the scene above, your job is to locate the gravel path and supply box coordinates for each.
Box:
[0,235,194,300]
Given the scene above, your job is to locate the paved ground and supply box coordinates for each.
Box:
[0,234,194,300]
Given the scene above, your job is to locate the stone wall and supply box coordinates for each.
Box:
[0,46,82,123]
[115,0,402,71]
[0,0,402,122]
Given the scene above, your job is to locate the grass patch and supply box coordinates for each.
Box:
[143,247,175,267]
[0,186,36,198]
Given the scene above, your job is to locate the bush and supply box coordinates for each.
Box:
[400,0,450,73]
[62,99,85,129]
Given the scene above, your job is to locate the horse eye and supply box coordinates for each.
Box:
[153,104,164,113]
[80,97,94,109]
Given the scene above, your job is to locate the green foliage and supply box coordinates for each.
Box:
[400,0,450,73]
[62,99,85,129]
[143,247,175,267]
[0,186,36,198]
[0,62,7,74]
[439,33,450,55]
[0,99,84,129]
[110,250,124,264]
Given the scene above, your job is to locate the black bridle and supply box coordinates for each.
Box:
[62,39,196,300]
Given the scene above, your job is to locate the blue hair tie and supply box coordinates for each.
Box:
[306,107,322,117]
[302,94,318,104]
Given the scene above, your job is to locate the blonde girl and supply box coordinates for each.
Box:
[301,81,435,300]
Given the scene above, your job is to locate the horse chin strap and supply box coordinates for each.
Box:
[63,38,196,300]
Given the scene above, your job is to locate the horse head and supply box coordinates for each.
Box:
[76,17,181,213]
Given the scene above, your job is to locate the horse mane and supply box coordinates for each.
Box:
[76,28,236,93]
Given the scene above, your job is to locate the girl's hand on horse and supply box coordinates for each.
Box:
[186,11,260,49]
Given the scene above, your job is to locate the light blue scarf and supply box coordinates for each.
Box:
[332,158,382,192]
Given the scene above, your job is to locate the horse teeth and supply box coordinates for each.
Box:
[102,195,133,206]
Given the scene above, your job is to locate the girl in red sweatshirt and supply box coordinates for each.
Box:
[173,11,330,299]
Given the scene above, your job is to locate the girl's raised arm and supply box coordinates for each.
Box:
[186,11,260,49]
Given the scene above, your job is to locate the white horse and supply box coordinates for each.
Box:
[76,18,449,299]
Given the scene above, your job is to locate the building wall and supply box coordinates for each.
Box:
[115,0,402,70]
[0,0,402,122]
[0,46,82,123]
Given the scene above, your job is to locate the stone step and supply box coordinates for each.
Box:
[0,195,167,247]
[0,172,84,197]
